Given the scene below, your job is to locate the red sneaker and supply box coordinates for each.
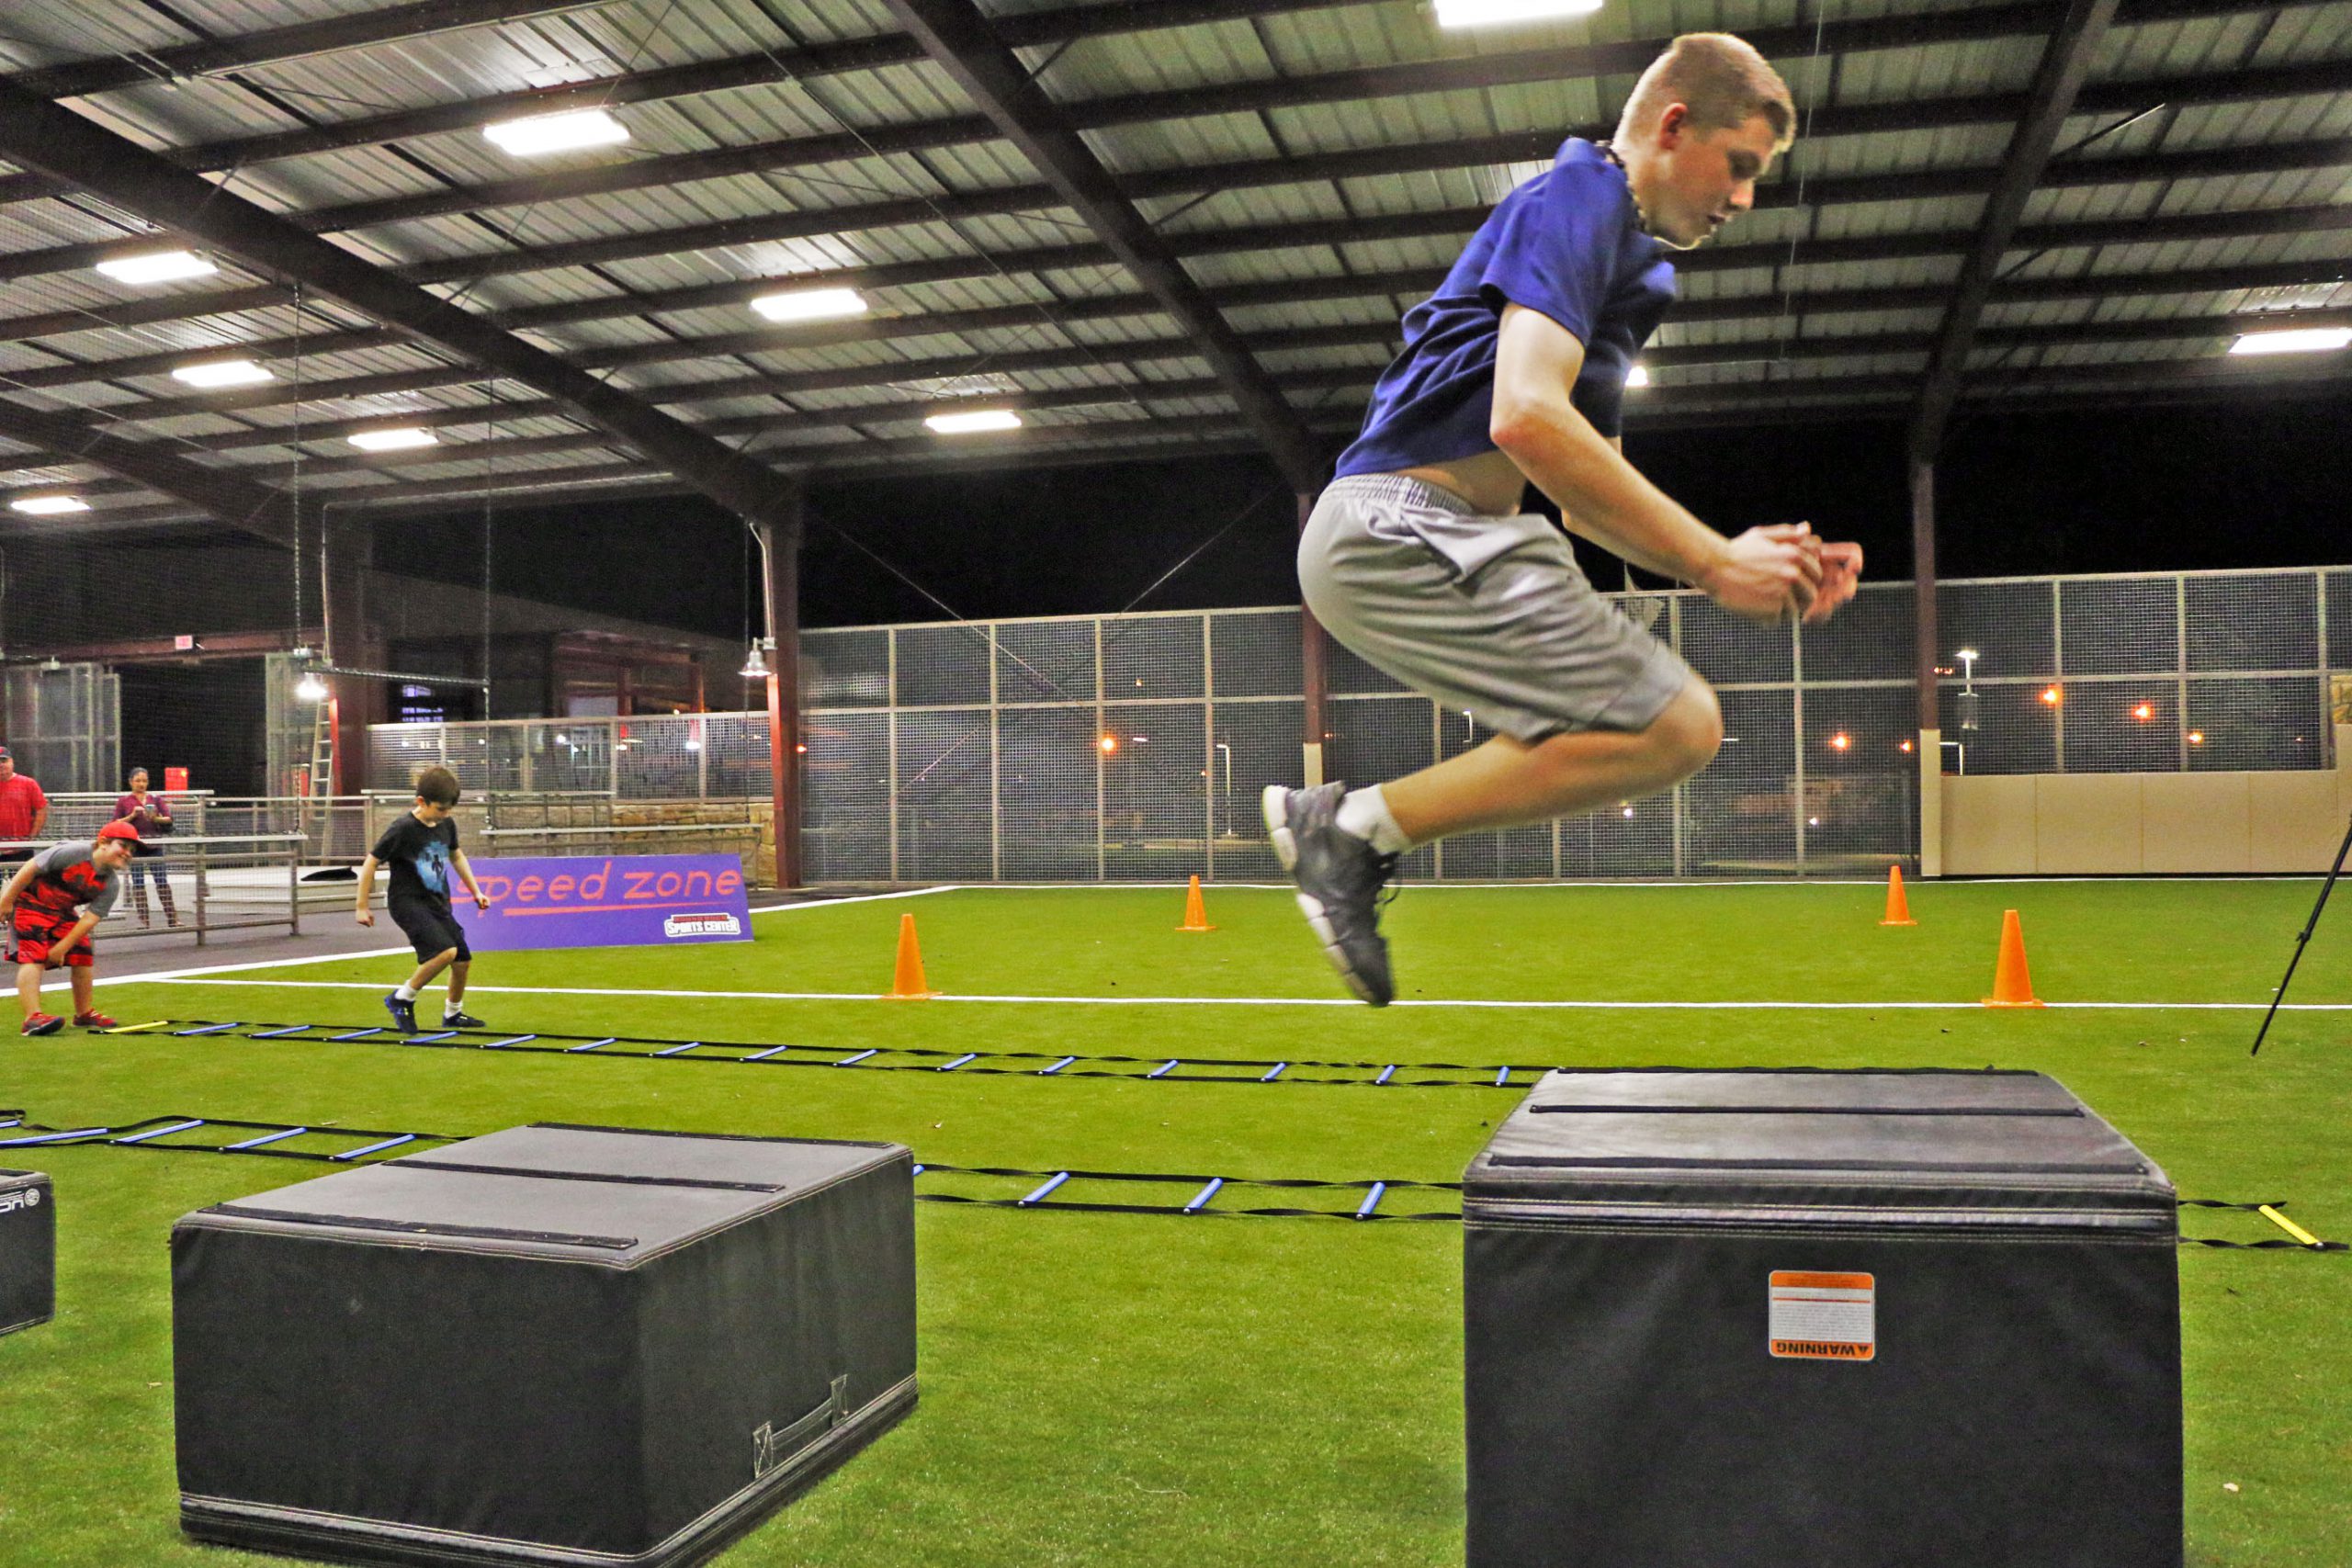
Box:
[20,1012,62,1036]
[74,1010,118,1030]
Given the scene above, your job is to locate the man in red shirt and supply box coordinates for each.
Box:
[0,748,49,865]
[0,818,138,1034]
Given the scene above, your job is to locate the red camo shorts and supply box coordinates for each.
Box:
[11,909,92,969]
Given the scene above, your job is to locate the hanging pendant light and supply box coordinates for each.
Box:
[295,668,330,703]
[739,638,773,680]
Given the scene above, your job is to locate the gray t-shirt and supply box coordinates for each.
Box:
[28,841,120,919]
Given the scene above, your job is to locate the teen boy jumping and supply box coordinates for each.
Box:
[1268,34,1863,1004]
[356,766,492,1034]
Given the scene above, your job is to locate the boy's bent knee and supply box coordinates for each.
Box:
[1643,681,1724,780]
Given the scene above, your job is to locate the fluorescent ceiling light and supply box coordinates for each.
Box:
[11,495,89,515]
[348,427,438,452]
[95,250,217,285]
[924,409,1023,434]
[1625,364,1651,388]
[1435,0,1603,28]
[2227,326,2352,356]
[751,287,869,323]
[481,108,629,156]
[171,358,274,388]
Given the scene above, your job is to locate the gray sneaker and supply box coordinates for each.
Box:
[1263,783,1397,1006]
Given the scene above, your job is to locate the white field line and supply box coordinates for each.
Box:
[749,886,956,912]
[85,886,954,989]
[140,978,2352,1010]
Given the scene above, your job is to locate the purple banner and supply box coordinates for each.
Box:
[458,855,753,952]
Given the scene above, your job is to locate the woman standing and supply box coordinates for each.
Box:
[111,768,177,928]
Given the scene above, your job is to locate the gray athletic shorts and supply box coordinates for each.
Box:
[1300,473,1696,744]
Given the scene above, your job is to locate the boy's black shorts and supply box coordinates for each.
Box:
[388,897,469,964]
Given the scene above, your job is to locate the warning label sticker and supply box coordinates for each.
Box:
[1768,1270,1876,1361]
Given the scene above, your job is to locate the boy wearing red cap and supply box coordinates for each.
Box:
[0,818,141,1034]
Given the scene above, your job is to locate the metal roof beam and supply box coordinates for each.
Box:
[0,398,296,543]
[0,76,797,533]
[1909,0,2121,458]
[9,54,2347,290]
[6,0,621,101]
[871,0,1325,491]
[29,187,2352,426]
[0,0,2295,208]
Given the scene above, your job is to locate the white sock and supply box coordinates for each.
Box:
[445,1000,465,1019]
[394,984,418,1001]
[1334,784,1417,855]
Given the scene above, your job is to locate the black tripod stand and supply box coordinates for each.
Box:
[2251,809,2352,1055]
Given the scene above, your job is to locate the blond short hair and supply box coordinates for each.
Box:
[1619,33,1796,151]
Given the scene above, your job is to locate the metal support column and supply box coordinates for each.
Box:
[322,513,380,794]
[1912,459,1944,877]
[756,496,806,890]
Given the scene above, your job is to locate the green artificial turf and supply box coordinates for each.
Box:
[0,878,2345,1566]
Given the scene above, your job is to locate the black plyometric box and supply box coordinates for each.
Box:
[0,1168,54,1337]
[174,1123,917,1568]
[1464,1069,2181,1568]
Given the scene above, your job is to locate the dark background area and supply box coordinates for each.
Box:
[392,394,2352,635]
[118,661,266,795]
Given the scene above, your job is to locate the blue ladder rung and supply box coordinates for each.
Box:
[332,1134,415,1161]
[1495,1066,1510,1087]
[1184,1177,1224,1213]
[1355,1181,1387,1220]
[743,1044,791,1061]
[483,1035,536,1048]
[113,1119,204,1145]
[653,1043,701,1057]
[939,1053,978,1071]
[249,1025,313,1039]
[329,1027,384,1042]
[1261,1062,1287,1082]
[0,1127,106,1146]
[566,1038,616,1054]
[910,1163,925,1177]
[174,1022,240,1036]
[836,1049,878,1066]
[1018,1171,1071,1206]
[1040,1055,1076,1076]
[1148,1059,1178,1078]
[224,1126,309,1151]
[1374,1065,1396,1085]
[404,1031,457,1043]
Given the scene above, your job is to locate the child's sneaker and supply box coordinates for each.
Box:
[442,1010,486,1029]
[73,1010,118,1030]
[20,1012,62,1036]
[384,992,418,1034]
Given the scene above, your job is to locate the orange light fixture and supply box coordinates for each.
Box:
[2132,702,2154,722]
[2188,730,2205,745]
[1099,735,1117,754]
[2040,686,2062,705]
[1830,732,1850,750]
[1899,739,1915,754]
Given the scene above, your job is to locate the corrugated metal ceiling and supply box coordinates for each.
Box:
[0,0,2345,532]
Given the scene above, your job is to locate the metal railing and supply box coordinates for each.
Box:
[0,832,307,945]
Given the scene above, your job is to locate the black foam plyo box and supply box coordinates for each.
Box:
[1464,1069,2182,1568]
[0,1168,55,1337]
[174,1123,917,1568]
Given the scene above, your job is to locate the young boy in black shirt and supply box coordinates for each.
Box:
[356,766,491,1034]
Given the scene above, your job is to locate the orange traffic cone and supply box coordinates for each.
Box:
[1879,864,1917,927]
[1177,874,1216,932]
[887,912,937,999]
[1983,908,2044,1008]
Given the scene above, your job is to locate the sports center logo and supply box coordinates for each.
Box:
[664,911,742,940]
[0,1188,36,1215]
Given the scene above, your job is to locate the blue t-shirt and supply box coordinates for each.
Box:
[1333,139,1674,477]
